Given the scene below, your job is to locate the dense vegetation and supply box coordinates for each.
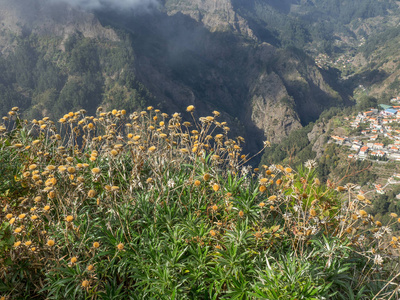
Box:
[259,123,315,167]
[1,106,399,299]
[0,33,151,120]
[234,0,399,52]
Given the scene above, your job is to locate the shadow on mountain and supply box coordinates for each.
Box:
[95,8,350,158]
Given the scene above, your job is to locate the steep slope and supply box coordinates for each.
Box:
[97,3,348,147]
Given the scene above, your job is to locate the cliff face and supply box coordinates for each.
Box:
[164,0,255,38]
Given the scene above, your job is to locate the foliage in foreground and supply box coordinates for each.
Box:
[0,106,400,299]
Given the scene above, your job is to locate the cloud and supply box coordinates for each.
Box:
[48,0,159,11]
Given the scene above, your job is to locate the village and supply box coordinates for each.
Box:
[330,97,400,195]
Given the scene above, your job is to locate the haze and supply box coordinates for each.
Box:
[48,0,158,10]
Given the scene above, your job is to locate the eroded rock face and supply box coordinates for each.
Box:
[165,0,255,38]
[249,71,302,143]
[308,121,327,159]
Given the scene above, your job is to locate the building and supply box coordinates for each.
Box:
[384,108,398,116]
[359,146,369,156]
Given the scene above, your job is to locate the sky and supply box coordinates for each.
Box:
[48,0,159,10]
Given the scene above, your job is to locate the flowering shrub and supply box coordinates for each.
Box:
[0,106,399,299]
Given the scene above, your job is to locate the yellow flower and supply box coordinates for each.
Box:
[91,167,101,174]
[44,205,50,211]
[6,213,13,219]
[357,194,365,201]
[14,227,22,233]
[238,210,244,217]
[31,215,38,220]
[259,178,268,185]
[375,221,382,227]
[259,202,265,208]
[203,173,211,181]
[359,210,368,218]
[285,167,292,173]
[87,265,94,271]
[186,105,195,112]
[47,239,55,247]
[310,209,317,217]
[148,146,156,153]
[25,241,32,247]
[110,149,118,156]
[259,186,267,193]
[147,106,154,111]
[14,241,21,247]
[93,242,100,248]
[34,196,42,203]
[29,164,37,170]
[268,195,277,201]
[18,214,26,219]
[66,215,74,222]
[210,230,216,237]
[67,167,76,174]
[117,243,124,251]
[212,205,218,211]
[48,191,56,199]
[212,184,220,192]
[390,213,398,218]
[88,190,97,198]
[194,180,201,186]
[70,257,78,264]
[82,280,90,288]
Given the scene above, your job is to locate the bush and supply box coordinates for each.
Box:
[0,106,399,299]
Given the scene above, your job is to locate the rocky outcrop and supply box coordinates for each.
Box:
[308,121,327,159]
[165,0,256,39]
[249,71,302,143]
